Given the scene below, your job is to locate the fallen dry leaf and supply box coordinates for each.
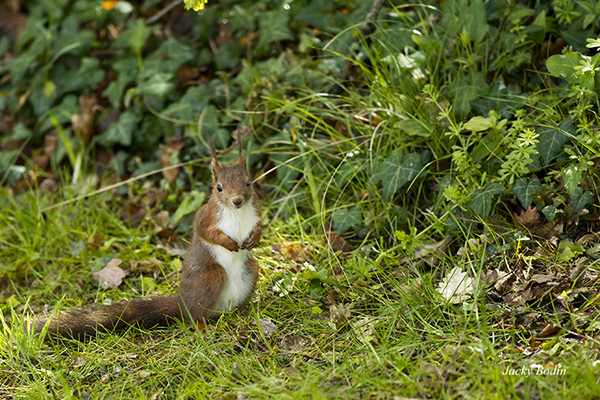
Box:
[92,258,127,289]
[401,238,449,267]
[352,317,376,344]
[156,243,186,257]
[514,205,541,229]
[158,137,185,183]
[491,268,514,292]
[437,267,475,303]
[272,240,311,263]
[280,335,308,352]
[0,11,28,43]
[129,257,161,274]
[39,178,58,195]
[71,94,97,143]
[258,317,277,337]
[326,232,354,253]
[330,303,351,327]
[121,200,148,225]
[507,273,572,305]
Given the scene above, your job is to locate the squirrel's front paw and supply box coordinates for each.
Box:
[223,236,240,252]
[242,231,259,250]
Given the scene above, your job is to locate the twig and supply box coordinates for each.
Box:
[359,0,387,37]
[146,0,180,25]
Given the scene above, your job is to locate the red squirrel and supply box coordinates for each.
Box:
[35,135,262,339]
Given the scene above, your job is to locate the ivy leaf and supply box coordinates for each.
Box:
[102,57,139,108]
[215,43,241,70]
[541,205,562,222]
[448,73,488,119]
[255,11,294,57]
[512,177,542,209]
[546,52,581,83]
[468,183,505,219]
[293,0,336,32]
[163,85,213,122]
[464,0,487,43]
[52,57,105,96]
[449,79,478,120]
[395,120,431,137]
[144,39,197,75]
[135,73,174,99]
[373,152,423,200]
[99,110,141,146]
[332,207,362,235]
[129,19,151,55]
[563,164,583,197]
[463,116,493,132]
[571,187,593,211]
[536,118,574,166]
[471,132,501,163]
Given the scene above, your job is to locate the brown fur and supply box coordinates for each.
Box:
[35,134,261,340]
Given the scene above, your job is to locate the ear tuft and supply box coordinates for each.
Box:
[209,138,219,174]
[236,131,248,171]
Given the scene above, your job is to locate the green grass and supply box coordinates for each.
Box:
[1,185,599,398]
[3,0,600,398]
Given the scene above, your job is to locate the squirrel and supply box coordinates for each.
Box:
[34,135,262,339]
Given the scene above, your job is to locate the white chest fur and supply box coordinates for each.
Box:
[210,202,259,313]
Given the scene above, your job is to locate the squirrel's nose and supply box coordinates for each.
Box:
[232,197,243,207]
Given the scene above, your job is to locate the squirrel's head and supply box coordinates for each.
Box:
[209,133,253,209]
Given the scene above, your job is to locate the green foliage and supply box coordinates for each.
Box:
[2,1,600,398]
[468,183,505,220]
[512,177,542,209]
[571,186,594,211]
[537,118,575,167]
[372,150,426,201]
[332,206,362,235]
[2,0,599,238]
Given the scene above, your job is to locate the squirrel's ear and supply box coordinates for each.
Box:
[236,131,247,169]
[209,138,220,174]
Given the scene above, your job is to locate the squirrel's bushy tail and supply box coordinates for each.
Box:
[35,295,184,339]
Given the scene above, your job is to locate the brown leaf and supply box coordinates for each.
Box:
[535,323,561,339]
[39,178,58,195]
[44,131,59,157]
[514,205,541,229]
[129,258,161,274]
[274,241,305,262]
[488,268,515,293]
[401,238,449,267]
[280,335,308,352]
[92,259,127,289]
[98,109,120,132]
[176,65,200,88]
[158,137,184,183]
[508,274,572,305]
[536,221,564,240]
[154,210,170,228]
[0,116,15,136]
[86,233,105,251]
[0,11,28,43]
[327,232,354,253]
[121,200,148,224]
[156,243,186,258]
[71,94,97,144]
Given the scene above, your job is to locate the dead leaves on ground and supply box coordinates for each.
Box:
[92,258,127,289]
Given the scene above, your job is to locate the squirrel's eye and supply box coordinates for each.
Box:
[246,180,251,187]
[217,184,223,192]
